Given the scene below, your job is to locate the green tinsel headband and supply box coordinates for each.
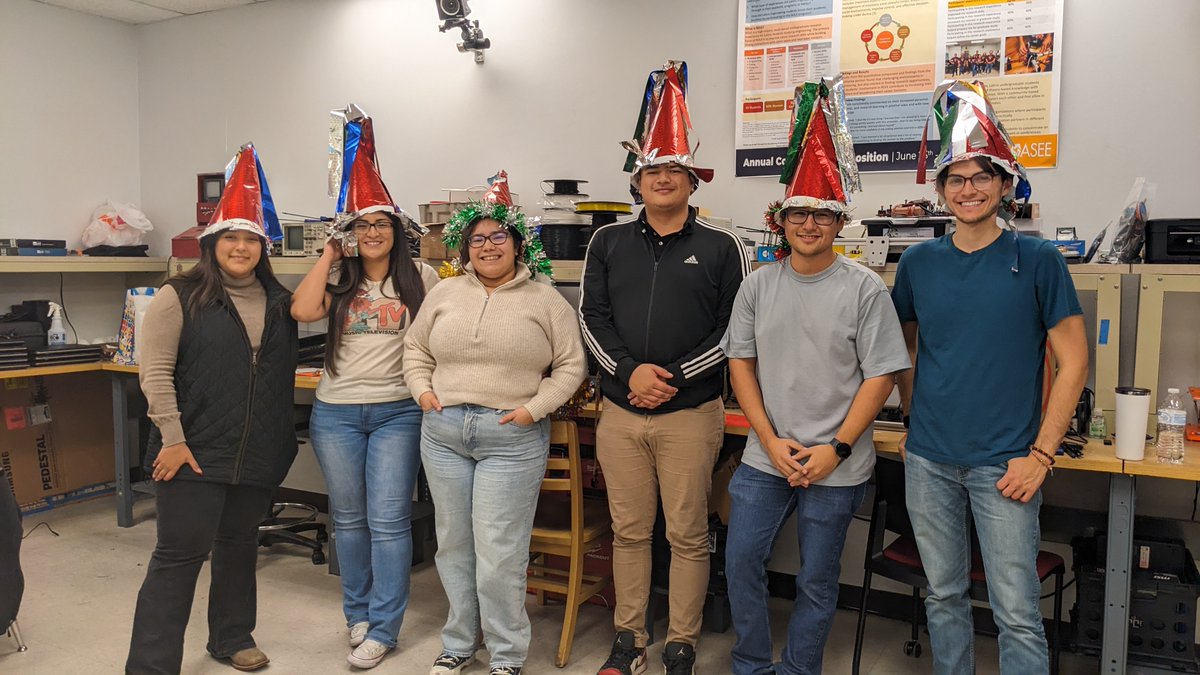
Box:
[442,201,554,278]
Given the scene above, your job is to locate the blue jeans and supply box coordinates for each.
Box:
[726,464,867,675]
[309,398,423,648]
[421,404,550,669]
[905,451,1048,675]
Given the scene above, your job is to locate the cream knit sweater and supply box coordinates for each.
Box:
[402,268,586,422]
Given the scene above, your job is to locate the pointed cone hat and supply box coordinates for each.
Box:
[620,60,713,188]
[917,79,1030,218]
[772,75,862,223]
[203,143,271,240]
[341,117,397,222]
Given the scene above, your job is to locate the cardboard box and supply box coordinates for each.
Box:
[709,449,743,526]
[419,224,456,261]
[419,203,459,224]
[0,372,115,512]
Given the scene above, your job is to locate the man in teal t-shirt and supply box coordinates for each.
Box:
[891,80,1088,675]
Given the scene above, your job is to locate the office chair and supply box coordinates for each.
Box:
[851,456,1064,675]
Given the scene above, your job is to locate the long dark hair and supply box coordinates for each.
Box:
[175,233,280,318]
[324,213,427,376]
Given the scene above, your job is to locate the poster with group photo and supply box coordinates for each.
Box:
[735,0,1064,176]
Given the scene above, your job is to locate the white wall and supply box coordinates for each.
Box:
[132,0,1200,255]
[0,0,141,246]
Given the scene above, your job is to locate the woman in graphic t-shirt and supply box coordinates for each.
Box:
[290,112,438,671]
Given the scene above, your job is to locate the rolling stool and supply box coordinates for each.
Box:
[258,502,328,565]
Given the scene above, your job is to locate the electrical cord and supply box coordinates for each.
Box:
[57,272,78,342]
[1061,431,1088,459]
[22,521,59,539]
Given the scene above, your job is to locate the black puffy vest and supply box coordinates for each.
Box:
[145,275,298,488]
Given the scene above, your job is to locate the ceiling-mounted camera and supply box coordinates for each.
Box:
[435,0,468,21]
[435,0,490,64]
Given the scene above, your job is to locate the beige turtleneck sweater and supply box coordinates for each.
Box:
[139,271,267,447]
[402,268,586,422]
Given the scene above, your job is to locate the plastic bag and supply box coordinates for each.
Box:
[82,201,154,248]
[1107,178,1156,263]
[112,287,157,366]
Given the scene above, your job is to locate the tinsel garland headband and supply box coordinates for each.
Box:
[442,201,554,278]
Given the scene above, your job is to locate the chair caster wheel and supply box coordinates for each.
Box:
[312,551,326,565]
[903,640,922,658]
[316,530,328,543]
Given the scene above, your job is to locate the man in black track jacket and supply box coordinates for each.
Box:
[582,58,751,675]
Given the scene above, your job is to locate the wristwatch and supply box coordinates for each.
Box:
[830,438,853,460]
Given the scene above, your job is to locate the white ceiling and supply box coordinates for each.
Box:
[33,0,273,25]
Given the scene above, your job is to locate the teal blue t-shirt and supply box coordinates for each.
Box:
[891,231,1083,466]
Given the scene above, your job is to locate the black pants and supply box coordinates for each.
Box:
[126,479,273,675]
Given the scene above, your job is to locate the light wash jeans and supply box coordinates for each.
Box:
[309,398,423,648]
[726,464,867,675]
[421,404,550,670]
[905,451,1048,675]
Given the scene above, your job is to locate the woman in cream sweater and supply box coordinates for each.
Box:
[403,172,586,675]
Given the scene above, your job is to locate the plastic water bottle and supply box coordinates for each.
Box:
[1156,388,1187,464]
[1088,408,1107,439]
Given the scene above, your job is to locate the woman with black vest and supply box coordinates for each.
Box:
[126,144,298,674]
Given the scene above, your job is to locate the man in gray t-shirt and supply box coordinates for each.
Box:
[717,75,910,675]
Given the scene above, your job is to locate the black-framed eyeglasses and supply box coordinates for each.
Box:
[784,209,838,226]
[351,220,394,234]
[468,231,510,248]
[944,172,997,191]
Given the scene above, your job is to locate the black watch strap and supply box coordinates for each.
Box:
[831,438,853,459]
[902,415,911,429]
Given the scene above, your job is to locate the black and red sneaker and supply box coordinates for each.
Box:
[597,631,647,675]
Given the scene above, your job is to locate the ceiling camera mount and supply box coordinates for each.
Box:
[436,0,490,64]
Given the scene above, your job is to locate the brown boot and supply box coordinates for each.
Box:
[229,646,270,672]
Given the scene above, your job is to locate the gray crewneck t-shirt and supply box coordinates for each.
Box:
[719,255,910,487]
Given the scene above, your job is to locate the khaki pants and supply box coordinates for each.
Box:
[596,396,725,647]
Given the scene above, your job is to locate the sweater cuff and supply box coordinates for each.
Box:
[156,417,186,448]
[406,379,433,404]
[523,397,555,423]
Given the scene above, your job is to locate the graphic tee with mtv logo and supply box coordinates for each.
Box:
[316,262,439,404]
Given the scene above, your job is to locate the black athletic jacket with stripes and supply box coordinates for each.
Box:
[579,208,751,415]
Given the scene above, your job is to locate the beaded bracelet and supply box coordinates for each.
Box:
[1029,445,1055,474]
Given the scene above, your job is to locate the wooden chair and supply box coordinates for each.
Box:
[528,420,613,668]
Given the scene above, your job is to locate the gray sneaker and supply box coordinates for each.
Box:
[349,622,369,648]
[347,639,392,669]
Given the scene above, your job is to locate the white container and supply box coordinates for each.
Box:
[1114,386,1152,460]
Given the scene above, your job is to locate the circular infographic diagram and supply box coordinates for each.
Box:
[860,13,910,64]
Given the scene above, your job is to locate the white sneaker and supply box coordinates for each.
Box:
[349,622,369,647]
[347,639,392,669]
